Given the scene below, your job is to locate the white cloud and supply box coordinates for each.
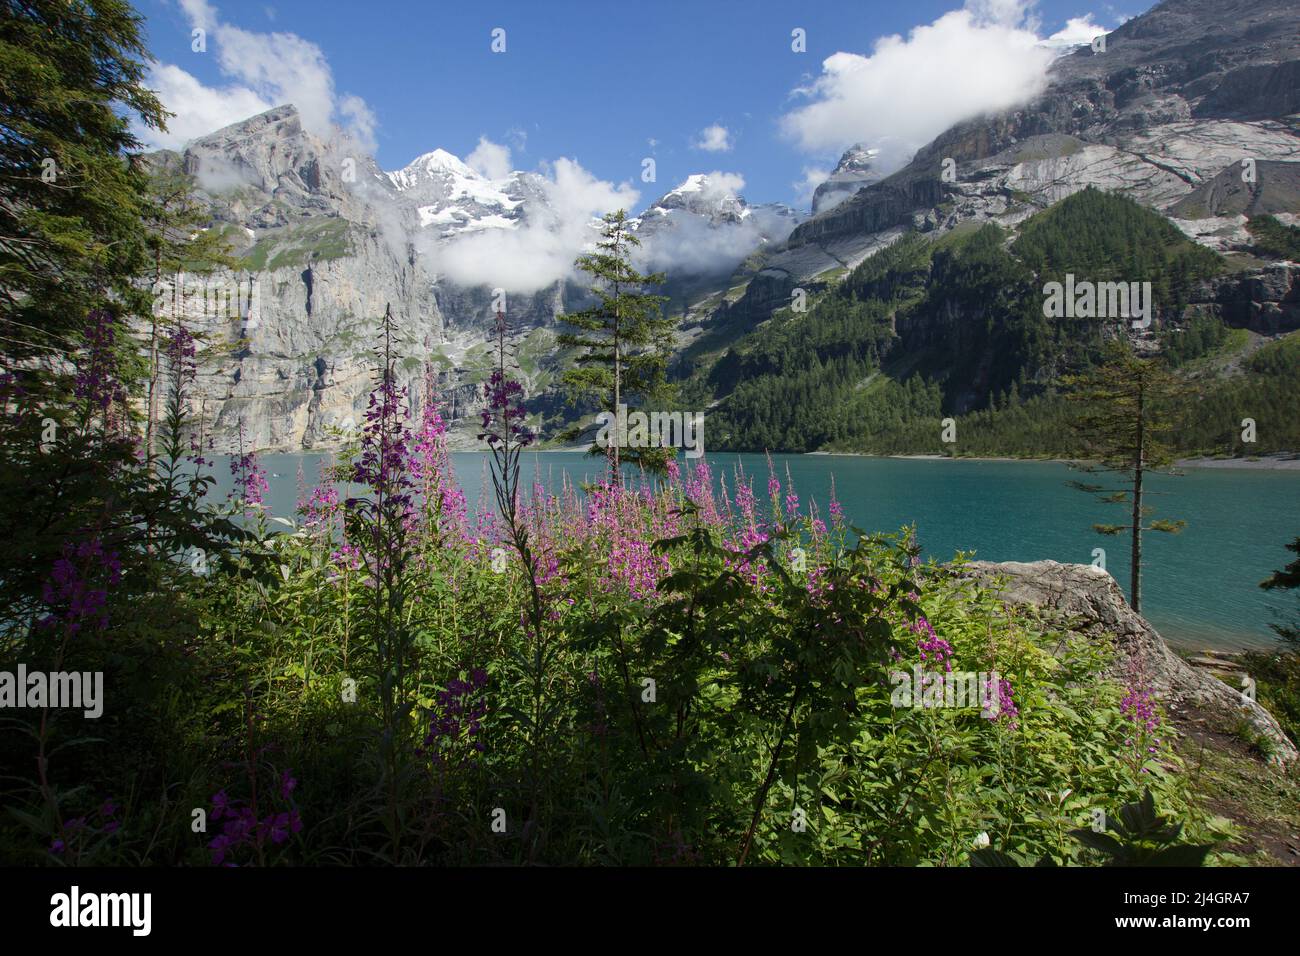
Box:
[422,158,639,293]
[698,171,746,196]
[794,166,832,205]
[466,137,513,180]
[692,124,733,153]
[637,173,799,276]
[137,0,376,151]
[965,0,1039,28]
[142,63,275,147]
[338,95,378,152]
[780,0,1058,171]
[1041,15,1108,53]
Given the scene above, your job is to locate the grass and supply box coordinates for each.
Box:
[1180,718,1300,865]
[240,217,352,272]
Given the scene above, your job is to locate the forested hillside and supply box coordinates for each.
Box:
[682,189,1297,457]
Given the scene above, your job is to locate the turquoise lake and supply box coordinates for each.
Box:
[208,451,1300,652]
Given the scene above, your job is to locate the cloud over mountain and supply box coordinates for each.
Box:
[417,156,640,294]
[692,124,734,153]
[137,0,377,151]
[780,0,1062,171]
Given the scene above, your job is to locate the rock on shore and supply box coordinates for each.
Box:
[965,560,1298,764]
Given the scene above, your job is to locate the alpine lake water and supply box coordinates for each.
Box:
[206,450,1300,652]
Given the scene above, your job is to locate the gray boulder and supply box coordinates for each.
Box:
[964,559,1298,765]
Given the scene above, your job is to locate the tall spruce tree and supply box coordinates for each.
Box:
[1,0,167,352]
[1065,342,1188,613]
[557,209,673,477]
[0,0,241,632]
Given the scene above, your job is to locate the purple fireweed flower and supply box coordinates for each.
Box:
[983,676,1019,727]
[1120,658,1162,772]
[351,370,415,516]
[302,484,340,529]
[211,790,230,821]
[410,390,469,539]
[206,771,302,866]
[828,479,844,526]
[229,419,269,506]
[424,667,490,766]
[165,323,197,392]
[39,537,121,635]
[910,615,954,672]
[734,480,756,524]
[477,327,533,448]
[74,310,128,424]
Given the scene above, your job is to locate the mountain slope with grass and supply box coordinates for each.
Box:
[678,188,1298,457]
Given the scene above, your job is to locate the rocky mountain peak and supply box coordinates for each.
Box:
[181,103,371,228]
[812,143,882,214]
[648,173,748,222]
[383,148,527,238]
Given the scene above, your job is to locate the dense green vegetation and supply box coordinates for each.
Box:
[1246,215,1300,262]
[1012,187,1223,312]
[1243,537,1300,749]
[241,216,353,272]
[686,189,1298,459]
[0,346,1241,864]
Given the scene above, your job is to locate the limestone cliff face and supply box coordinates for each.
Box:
[153,107,802,453]
[150,104,595,453]
[151,106,446,452]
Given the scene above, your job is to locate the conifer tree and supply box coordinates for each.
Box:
[558,210,673,476]
[1260,536,1300,644]
[1065,342,1188,613]
[1,0,167,353]
[141,162,235,455]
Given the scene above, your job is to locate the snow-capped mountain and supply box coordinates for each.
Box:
[151,115,807,452]
[630,173,803,276]
[385,148,548,237]
[812,144,881,215]
[634,173,800,232]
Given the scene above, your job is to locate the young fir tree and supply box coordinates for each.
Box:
[1065,342,1188,613]
[141,162,235,456]
[557,210,673,477]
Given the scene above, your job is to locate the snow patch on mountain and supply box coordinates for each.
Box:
[631,173,803,275]
[812,143,881,215]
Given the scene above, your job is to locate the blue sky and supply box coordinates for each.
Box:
[135,0,1149,208]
